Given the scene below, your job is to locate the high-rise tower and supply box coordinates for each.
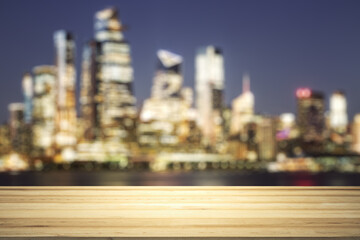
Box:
[93,7,137,142]
[152,49,183,99]
[195,46,224,146]
[80,41,97,141]
[230,74,254,135]
[329,90,348,133]
[22,73,33,124]
[296,88,325,142]
[54,30,77,162]
[139,50,192,147]
[32,65,57,157]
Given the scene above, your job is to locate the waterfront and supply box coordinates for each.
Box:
[1,170,360,186]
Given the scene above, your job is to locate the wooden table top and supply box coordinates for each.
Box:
[0,186,359,238]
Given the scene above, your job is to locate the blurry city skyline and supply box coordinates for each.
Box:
[2,0,360,123]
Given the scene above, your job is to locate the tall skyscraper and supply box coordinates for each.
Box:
[32,65,56,157]
[195,46,224,146]
[54,30,77,162]
[139,50,192,147]
[94,7,137,142]
[329,90,348,133]
[22,73,33,124]
[80,41,97,141]
[296,88,325,142]
[152,49,183,99]
[230,74,254,135]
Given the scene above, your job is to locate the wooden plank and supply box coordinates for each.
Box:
[0,187,359,237]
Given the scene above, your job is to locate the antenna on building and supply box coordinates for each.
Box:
[243,73,250,93]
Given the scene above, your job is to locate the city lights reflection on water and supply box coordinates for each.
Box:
[0,170,359,186]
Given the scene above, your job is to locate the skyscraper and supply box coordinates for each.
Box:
[139,50,192,147]
[32,65,56,157]
[329,90,348,133]
[94,7,137,142]
[22,73,33,124]
[54,30,77,162]
[230,74,254,135]
[296,88,325,142]
[152,49,183,99]
[80,41,97,141]
[195,46,224,146]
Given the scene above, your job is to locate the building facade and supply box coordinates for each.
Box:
[329,90,348,133]
[93,7,137,143]
[54,30,77,162]
[352,114,360,154]
[32,65,57,157]
[296,88,325,142]
[257,116,277,161]
[195,46,224,147]
[22,73,33,124]
[230,74,254,136]
[80,41,97,141]
[8,103,25,153]
[139,50,193,148]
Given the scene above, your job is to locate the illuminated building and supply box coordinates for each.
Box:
[20,73,34,156]
[279,113,295,129]
[231,115,276,161]
[139,50,192,148]
[257,116,277,161]
[94,7,137,142]
[22,73,33,124]
[352,114,360,154]
[0,124,11,156]
[222,106,232,140]
[76,140,129,164]
[8,103,25,153]
[0,153,29,172]
[228,74,255,160]
[195,46,224,146]
[54,30,77,162]
[80,41,97,141]
[275,113,302,158]
[230,73,254,135]
[329,90,348,133]
[276,113,298,140]
[151,49,183,99]
[228,117,258,161]
[77,7,137,162]
[32,66,56,157]
[77,7,136,162]
[296,88,325,142]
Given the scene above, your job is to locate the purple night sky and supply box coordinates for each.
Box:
[1,0,360,123]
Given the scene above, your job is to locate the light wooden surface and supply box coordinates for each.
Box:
[0,187,359,237]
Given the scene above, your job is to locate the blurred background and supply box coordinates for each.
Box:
[1,0,360,186]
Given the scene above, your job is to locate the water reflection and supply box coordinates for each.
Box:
[0,170,359,186]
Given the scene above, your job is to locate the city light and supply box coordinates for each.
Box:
[296,88,311,99]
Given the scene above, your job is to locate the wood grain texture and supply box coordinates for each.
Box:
[0,187,359,237]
